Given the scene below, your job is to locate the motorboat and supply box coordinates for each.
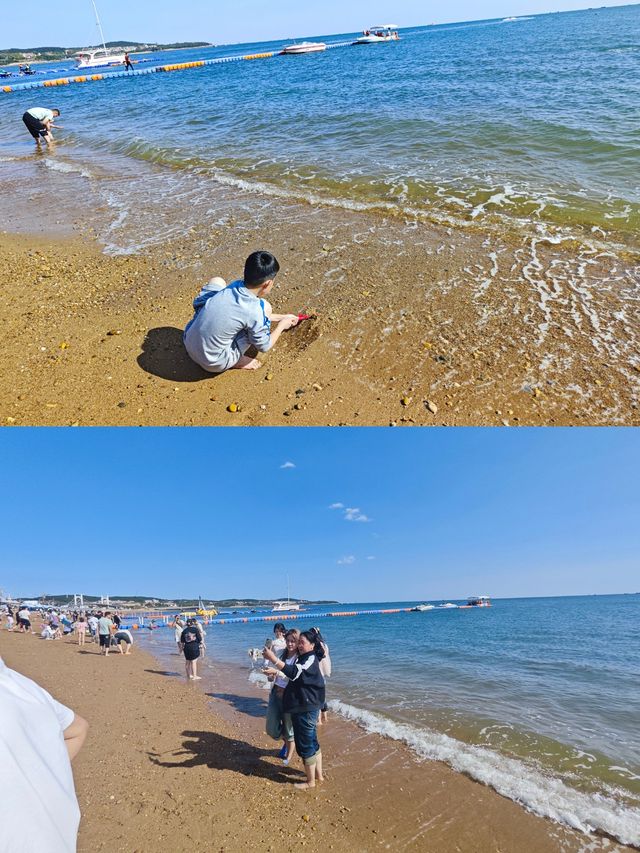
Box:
[411,604,435,612]
[281,41,327,55]
[460,595,492,608]
[438,602,458,609]
[352,25,400,45]
[75,48,127,69]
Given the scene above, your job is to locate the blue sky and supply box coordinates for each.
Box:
[1,429,638,602]
[3,1,637,46]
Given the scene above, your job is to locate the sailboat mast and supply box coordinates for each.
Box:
[90,0,108,52]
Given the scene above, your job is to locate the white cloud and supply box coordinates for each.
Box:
[345,507,370,523]
[366,556,376,560]
[329,502,344,510]
[280,461,296,469]
[337,555,356,565]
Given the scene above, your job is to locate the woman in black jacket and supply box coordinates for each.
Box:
[263,630,325,788]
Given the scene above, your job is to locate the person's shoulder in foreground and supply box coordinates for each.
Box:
[183,249,299,374]
[0,655,88,853]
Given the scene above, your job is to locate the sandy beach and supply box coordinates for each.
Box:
[1,216,638,427]
[0,625,632,852]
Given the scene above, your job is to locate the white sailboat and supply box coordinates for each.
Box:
[272,577,301,612]
[75,1,127,69]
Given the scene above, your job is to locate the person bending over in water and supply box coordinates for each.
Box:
[183,251,299,374]
[22,107,62,147]
[264,630,326,789]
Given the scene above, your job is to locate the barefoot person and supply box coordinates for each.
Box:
[183,251,299,374]
[22,107,62,147]
[179,618,204,680]
[264,630,326,789]
[0,655,88,852]
[265,628,298,766]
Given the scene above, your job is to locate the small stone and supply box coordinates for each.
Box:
[533,388,542,398]
[312,383,323,391]
[227,403,239,413]
[294,388,305,396]
[425,400,438,415]
[302,815,310,823]
[6,417,16,424]
[59,341,70,350]
[106,329,122,336]
[265,373,274,381]
[401,396,411,407]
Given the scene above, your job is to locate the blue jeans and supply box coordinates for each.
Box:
[291,709,320,765]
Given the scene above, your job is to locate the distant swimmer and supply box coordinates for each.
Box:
[22,107,62,147]
[124,52,133,71]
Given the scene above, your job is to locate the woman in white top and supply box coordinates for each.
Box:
[265,628,299,764]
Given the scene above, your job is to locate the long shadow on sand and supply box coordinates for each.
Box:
[148,730,303,782]
[144,668,182,678]
[137,327,215,382]
[208,692,268,719]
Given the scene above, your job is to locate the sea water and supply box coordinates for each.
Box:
[139,594,640,847]
[0,6,638,251]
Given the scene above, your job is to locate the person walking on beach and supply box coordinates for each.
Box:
[22,107,62,147]
[17,605,31,633]
[97,611,114,656]
[75,616,87,647]
[179,618,204,680]
[183,251,300,374]
[263,630,326,789]
[124,52,133,71]
[0,654,88,852]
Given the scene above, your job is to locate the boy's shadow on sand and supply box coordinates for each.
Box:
[137,327,215,382]
[148,730,302,782]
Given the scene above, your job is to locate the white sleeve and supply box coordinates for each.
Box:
[44,691,76,731]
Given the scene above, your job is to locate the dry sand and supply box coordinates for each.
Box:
[1,223,638,427]
[0,626,631,852]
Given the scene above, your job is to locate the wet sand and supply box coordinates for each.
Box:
[1,204,638,426]
[0,626,631,852]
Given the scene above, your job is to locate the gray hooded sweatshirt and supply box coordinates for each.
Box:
[183,279,271,373]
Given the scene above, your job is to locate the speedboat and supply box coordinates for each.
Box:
[352,25,400,45]
[75,48,127,69]
[411,604,435,612]
[438,602,458,609]
[460,595,492,608]
[281,41,327,55]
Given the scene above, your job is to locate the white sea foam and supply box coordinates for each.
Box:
[42,158,94,180]
[329,699,640,847]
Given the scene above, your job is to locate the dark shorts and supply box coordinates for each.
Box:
[183,644,201,661]
[19,618,31,629]
[99,634,111,647]
[114,632,131,644]
[22,112,48,140]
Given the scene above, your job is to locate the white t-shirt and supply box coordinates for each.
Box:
[0,656,80,852]
[27,107,54,122]
[275,654,297,689]
[18,608,30,621]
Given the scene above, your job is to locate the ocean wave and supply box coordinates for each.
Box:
[42,158,95,180]
[329,699,640,847]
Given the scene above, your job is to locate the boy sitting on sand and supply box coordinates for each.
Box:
[183,250,299,373]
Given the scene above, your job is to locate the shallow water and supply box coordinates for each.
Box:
[137,594,640,846]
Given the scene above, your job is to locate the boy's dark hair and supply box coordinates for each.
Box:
[244,251,279,287]
[53,109,61,115]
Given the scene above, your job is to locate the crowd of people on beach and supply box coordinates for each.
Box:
[2,604,135,655]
